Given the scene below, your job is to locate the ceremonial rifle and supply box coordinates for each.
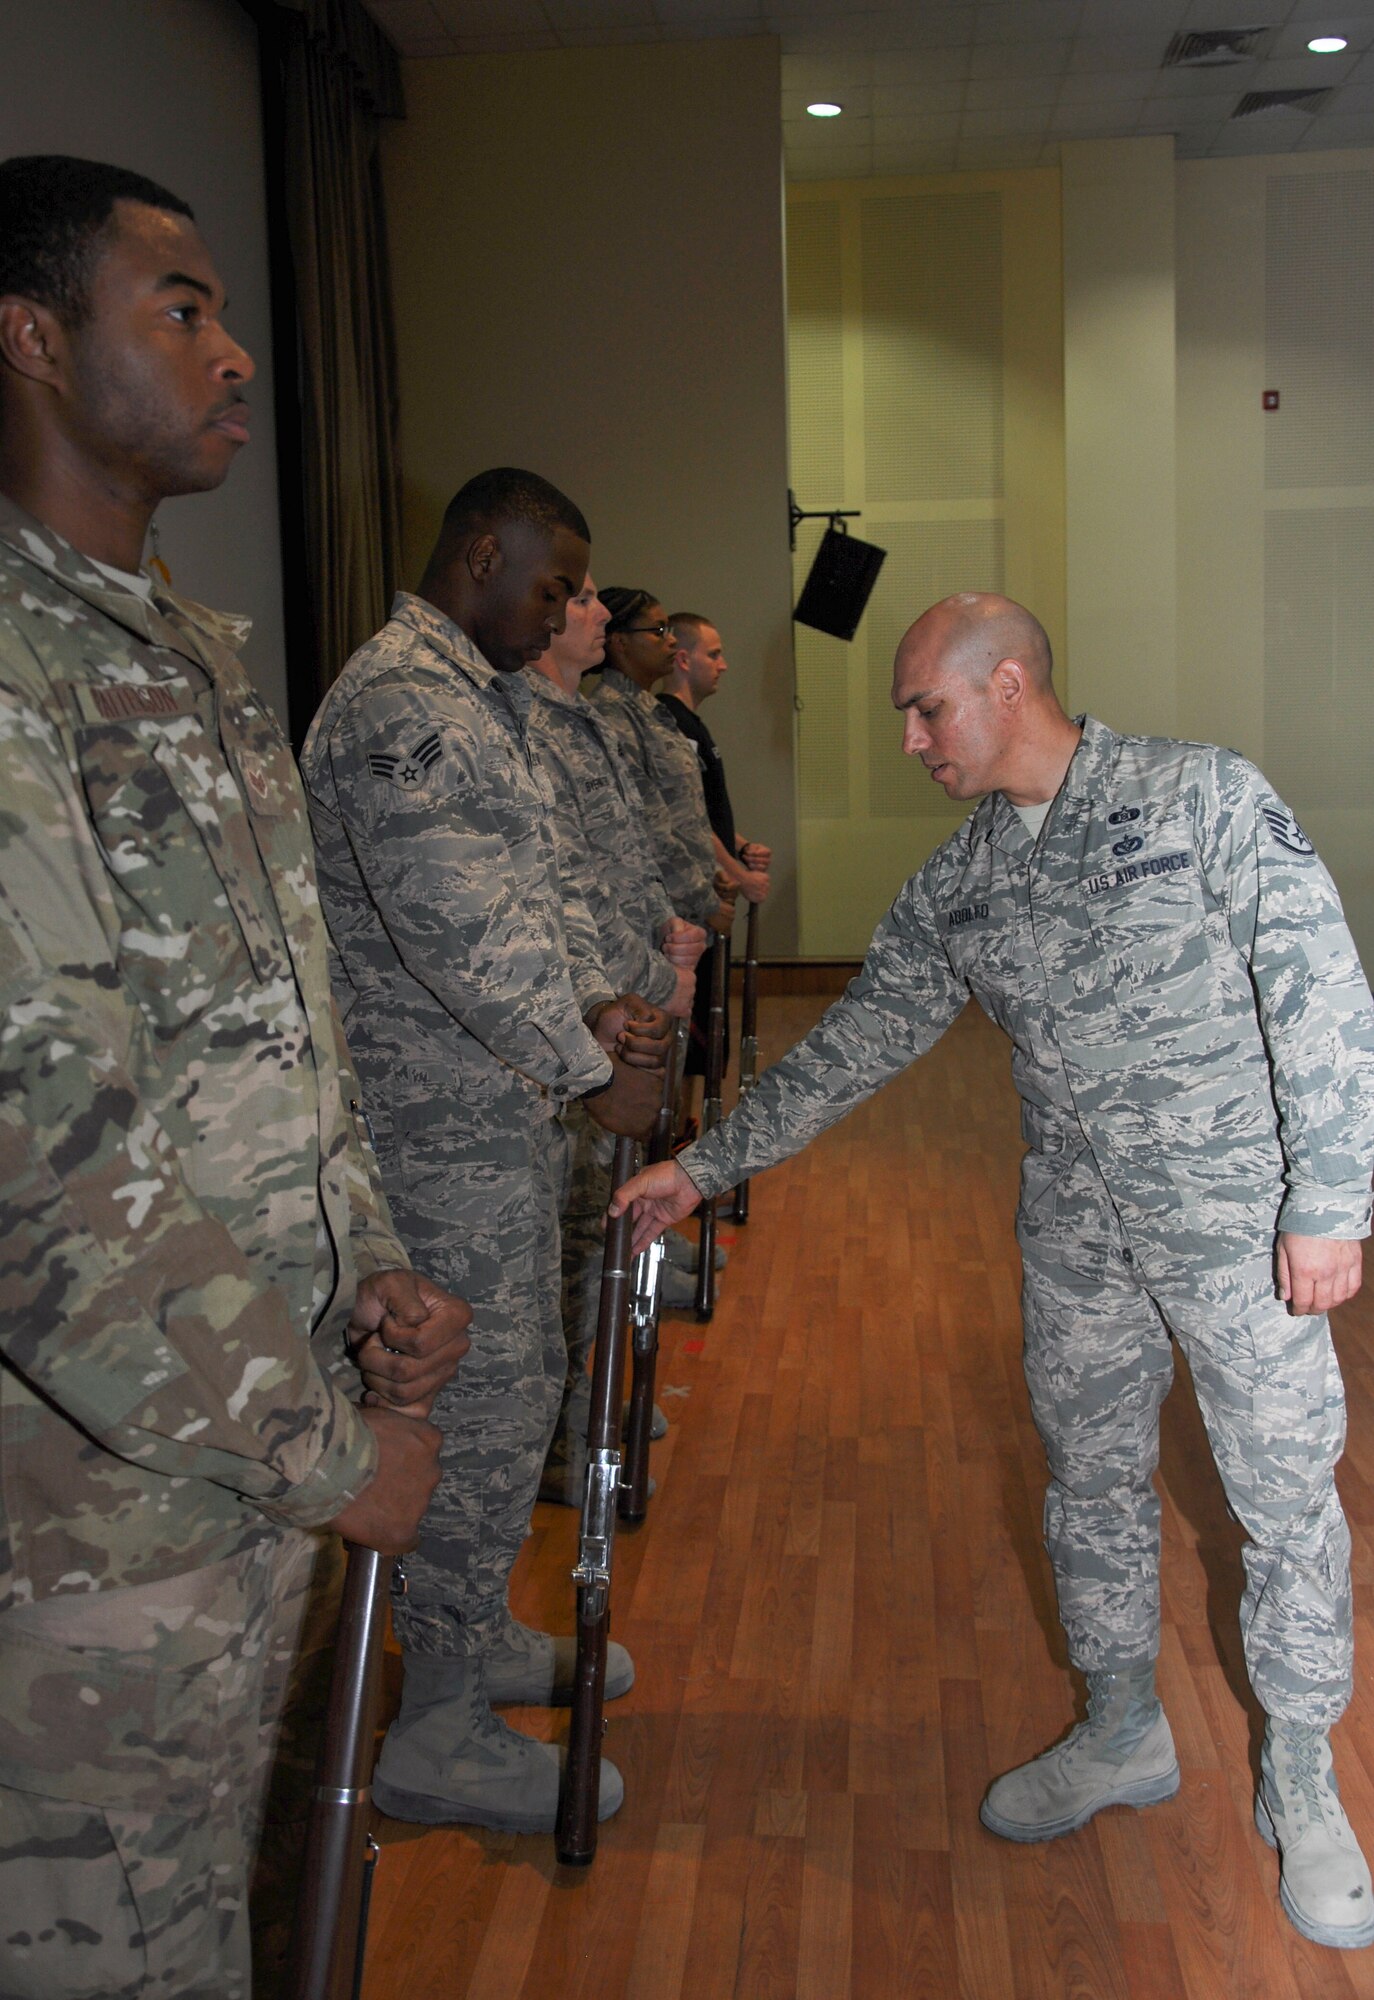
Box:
[694,930,729,1321]
[289,1545,396,2000]
[556,1133,637,1866]
[730,899,760,1225]
[620,1019,686,1523]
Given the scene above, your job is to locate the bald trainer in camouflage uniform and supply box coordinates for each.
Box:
[615,591,1374,1952]
[590,586,728,933]
[0,156,465,2000]
[301,469,664,1834]
[524,571,706,1500]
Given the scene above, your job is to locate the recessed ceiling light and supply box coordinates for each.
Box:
[1307,35,1348,52]
[806,102,843,118]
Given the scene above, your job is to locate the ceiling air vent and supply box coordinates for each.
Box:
[1162,25,1271,66]
[1232,86,1331,115]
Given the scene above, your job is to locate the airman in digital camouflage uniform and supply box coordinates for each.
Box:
[589,586,729,933]
[615,592,1374,1952]
[524,572,707,1501]
[301,469,665,1834]
[0,156,467,2000]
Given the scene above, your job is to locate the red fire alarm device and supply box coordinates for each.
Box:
[1263,390,1280,411]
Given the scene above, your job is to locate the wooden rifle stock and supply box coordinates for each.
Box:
[731,901,760,1224]
[620,1021,685,1522]
[556,1133,637,1866]
[289,1543,392,2000]
[694,931,729,1321]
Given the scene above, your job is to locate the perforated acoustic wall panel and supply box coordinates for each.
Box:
[1263,167,1374,824]
[786,171,1062,953]
[860,193,1004,508]
[786,199,849,820]
[1265,171,1374,493]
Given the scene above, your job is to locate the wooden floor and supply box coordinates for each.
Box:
[363,994,1374,2000]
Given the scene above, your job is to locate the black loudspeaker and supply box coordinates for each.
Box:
[794,526,886,641]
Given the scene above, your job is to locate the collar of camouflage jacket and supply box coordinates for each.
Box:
[386,589,508,688]
[0,491,252,673]
[983,712,1108,853]
[596,664,661,713]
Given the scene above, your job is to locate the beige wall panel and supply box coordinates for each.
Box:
[383,38,798,951]
[1062,137,1177,736]
[788,170,1064,956]
[1177,148,1374,973]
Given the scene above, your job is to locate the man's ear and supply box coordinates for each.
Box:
[991,657,1027,708]
[465,530,500,584]
[0,297,66,386]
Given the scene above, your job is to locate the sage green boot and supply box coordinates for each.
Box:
[980,1664,1179,1841]
[1257,1722,1374,1949]
[372,1653,624,1833]
[483,1615,635,1706]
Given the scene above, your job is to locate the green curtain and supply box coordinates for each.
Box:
[269,0,404,701]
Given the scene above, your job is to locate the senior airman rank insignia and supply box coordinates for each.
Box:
[368,731,443,791]
[1261,803,1315,856]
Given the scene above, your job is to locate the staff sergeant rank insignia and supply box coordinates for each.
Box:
[368,731,443,791]
[1262,803,1315,856]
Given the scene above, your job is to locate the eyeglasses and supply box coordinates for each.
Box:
[622,621,672,639]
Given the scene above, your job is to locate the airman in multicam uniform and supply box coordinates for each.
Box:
[588,586,726,930]
[0,158,461,2000]
[301,471,665,1835]
[615,592,1374,1954]
[523,573,706,1501]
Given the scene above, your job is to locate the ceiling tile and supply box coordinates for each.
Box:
[955,134,1046,164]
[867,44,973,80]
[543,0,655,21]
[783,51,877,86]
[870,140,961,172]
[872,110,963,141]
[1146,60,1256,96]
[968,37,1073,76]
[404,33,462,52]
[445,27,561,47]
[652,0,763,15]
[1208,117,1318,153]
[428,0,546,27]
[1056,66,1165,100]
[960,103,1056,134]
[1268,17,1374,58]
[871,79,964,112]
[784,84,874,113]
[1070,33,1175,71]
[1049,98,1141,129]
[965,70,1062,107]
[1331,78,1374,104]
[975,0,1084,40]
[1076,0,1189,28]
[786,142,875,176]
[1252,52,1358,88]
[1141,89,1239,121]
[1287,0,1374,18]
[1299,108,1374,138]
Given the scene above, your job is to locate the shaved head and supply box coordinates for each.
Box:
[891,590,1076,805]
[898,592,1053,693]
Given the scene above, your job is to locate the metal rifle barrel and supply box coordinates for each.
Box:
[556,1132,637,1866]
[620,1022,684,1521]
[289,1543,393,2000]
[694,930,729,1321]
[731,900,761,1225]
